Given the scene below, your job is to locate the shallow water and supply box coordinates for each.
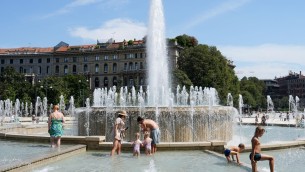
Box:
[31,151,249,172]
[239,147,305,172]
[228,125,305,146]
[0,139,72,168]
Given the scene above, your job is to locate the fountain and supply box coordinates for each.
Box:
[76,0,236,143]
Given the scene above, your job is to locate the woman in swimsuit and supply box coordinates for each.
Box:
[250,126,274,172]
[48,105,65,147]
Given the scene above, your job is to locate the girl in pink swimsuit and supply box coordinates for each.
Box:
[143,132,152,155]
[132,133,142,156]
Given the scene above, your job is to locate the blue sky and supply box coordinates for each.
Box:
[1,0,305,79]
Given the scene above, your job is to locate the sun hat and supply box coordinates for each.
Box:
[117,110,127,116]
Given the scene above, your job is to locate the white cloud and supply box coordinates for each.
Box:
[218,44,305,79]
[185,0,251,30]
[68,18,147,42]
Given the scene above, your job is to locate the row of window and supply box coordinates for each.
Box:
[0,52,144,65]
[94,76,145,88]
[1,58,51,64]
[0,61,147,75]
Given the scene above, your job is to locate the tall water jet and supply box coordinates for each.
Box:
[147,0,170,106]
[76,0,236,143]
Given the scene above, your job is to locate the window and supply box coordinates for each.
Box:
[19,67,23,73]
[104,77,108,87]
[64,57,68,63]
[113,55,118,60]
[95,64,99,73]
[56,58,60,63]
[47,58,50,63]
[104,55,108,60]
[1,67,4,72]
[73,65,77,74]
[135,62,138,70]
[64,65,68,74]
[140,53,143,58]
[124,54,127,59]
[84,64,88,72]
[55,66,59,74]
[10,59,13,64]
[129,62,133,70]
[135,53,138,58]
[30,59,33,63]
[47,66,50,74]
[95,77,100,88]
[128,54,134,58]
[124,63,127,71]
[84,56,88,62]
[95,56,99,61]
[30,67,33,73]
[129,78,134,86]
[104,64,108,73]
[1,59,4,64]
[113,77,117,86]
[20,59,23,64]
[38,59,42,63]
[140,62,143,69]
[38,66,42,74]
[113,63,117,73]
[73,57,77,62]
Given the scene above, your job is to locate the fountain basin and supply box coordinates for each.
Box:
[77,106,236,142]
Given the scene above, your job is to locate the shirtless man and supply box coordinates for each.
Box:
[250,126,274,172]
[137,116,160,153]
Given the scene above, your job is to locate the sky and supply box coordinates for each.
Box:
[1,0,305,80]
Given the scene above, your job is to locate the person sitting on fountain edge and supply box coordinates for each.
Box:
[137,116,160,154]
[224,143,245,165]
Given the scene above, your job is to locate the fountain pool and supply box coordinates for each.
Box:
[228,125,305,146]
[31,151,249,172]
[0,139,73,169]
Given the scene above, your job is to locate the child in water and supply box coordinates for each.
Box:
[143,132,153,155]
[132,132,142,156]
[224,143,245,165]
[250,126,274,172]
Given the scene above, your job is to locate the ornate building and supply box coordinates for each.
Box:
[0,39,182,90]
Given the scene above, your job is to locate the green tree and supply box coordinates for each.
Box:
[175,34,198,47]
[240,77,266,110]
[0,67,31,102]
[178,44,238,104]
[171,69,193,91]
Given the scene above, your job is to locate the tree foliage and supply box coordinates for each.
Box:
[175,34,198,47]
[240,77,266,110]
[177,44,239,104]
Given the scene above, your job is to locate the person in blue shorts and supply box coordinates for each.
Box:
[250,126,274,172]
[224,143,245,165]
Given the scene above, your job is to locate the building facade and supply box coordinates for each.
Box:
[0,39,182,90]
